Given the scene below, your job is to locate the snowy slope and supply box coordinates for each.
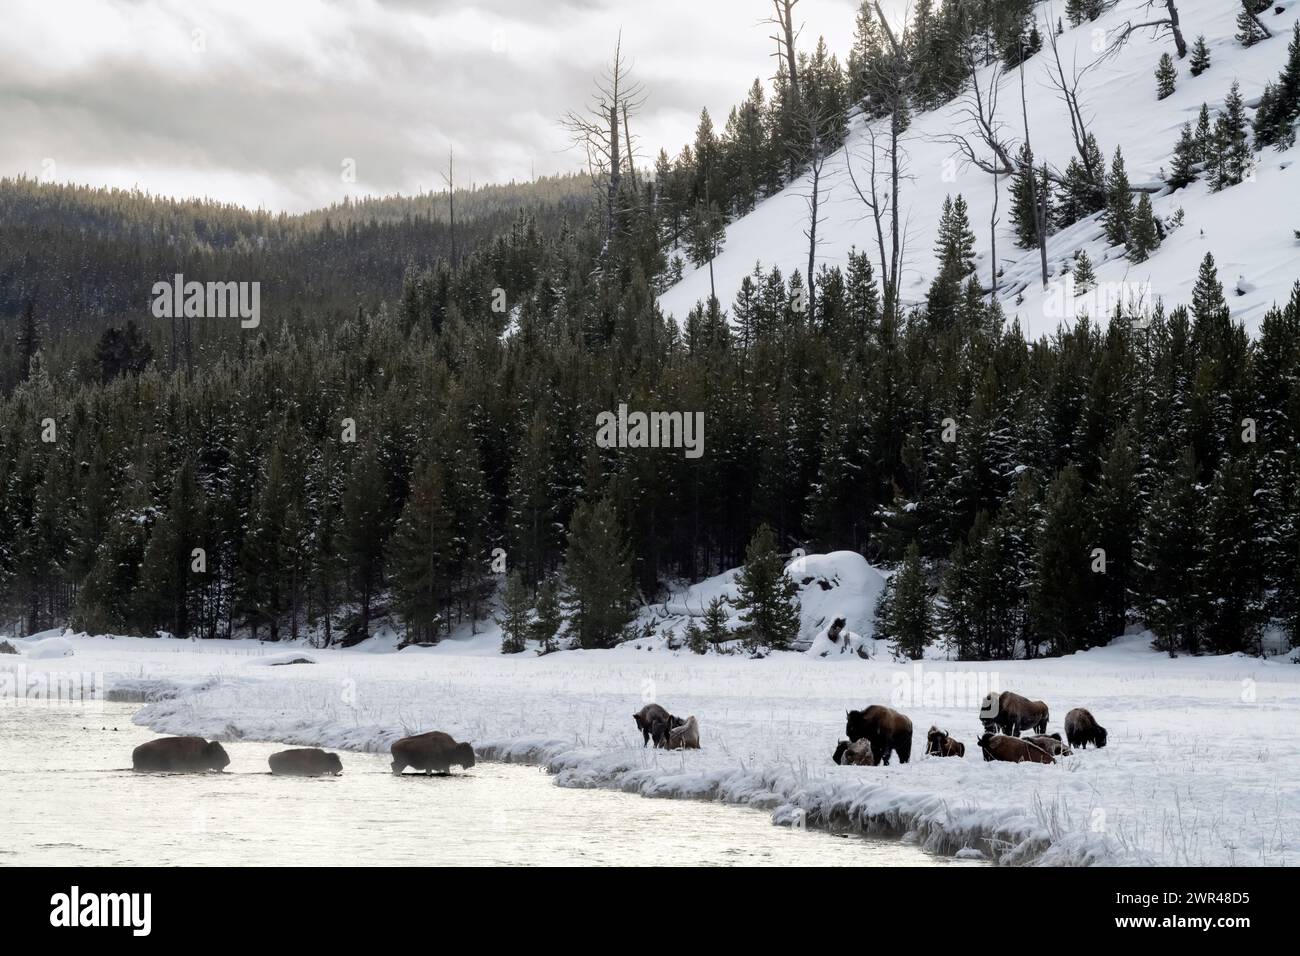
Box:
[659,0,1300,336]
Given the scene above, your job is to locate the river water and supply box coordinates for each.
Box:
[0,703,977,866]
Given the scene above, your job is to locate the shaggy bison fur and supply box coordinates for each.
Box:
[980,690,1049,737]
[977,733,1055,764]
[390,731,476,774]
[1064,708,1108,749]
[925,726,965,758]
[268,748,343,776]
[845,705,912,765]
[132,737,230,772]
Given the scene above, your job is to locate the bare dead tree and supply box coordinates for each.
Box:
[561,33,646,250]
[440,146,457,271]
[792,99,838,321]
[1043,14,1105,197]
[1019,51,1050,289]
[763,0,803,103]
[1104,1,1190,60]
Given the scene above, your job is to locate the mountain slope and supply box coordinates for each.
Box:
[660,0,1300,336]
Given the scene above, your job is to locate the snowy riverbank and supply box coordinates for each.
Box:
[3,626,1296,866]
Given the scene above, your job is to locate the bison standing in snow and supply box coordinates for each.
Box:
[980,691,1049,737]
[1064,708,1108,749]
[845,704,912,765]
[634,704,677,747]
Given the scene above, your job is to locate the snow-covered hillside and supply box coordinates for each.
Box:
[660,0,1300,336]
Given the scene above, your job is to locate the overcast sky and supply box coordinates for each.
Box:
[0,0,917,213]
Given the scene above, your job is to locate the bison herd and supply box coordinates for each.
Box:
[832,692,1108,768]
[129,731,478,776]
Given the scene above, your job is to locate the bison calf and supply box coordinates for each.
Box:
[666,715,700,750]
[390,731,476,774]
[977,733,1055,764]
[132,737,230,772]
[1064,708,1108,749]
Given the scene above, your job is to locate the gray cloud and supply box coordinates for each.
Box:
[0,0,861,211]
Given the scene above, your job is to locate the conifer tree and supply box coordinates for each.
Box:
[1194,102,1214,163]
[1103,147,1134,247]
[1128,193,1161,262]
[1073,249,1096,291]
[561,495,636,649]
[530,575,562,654]
[876,541,935,660]
[1212,81,1251,190]
[1191,252,1229,323]
[1168,122,1200,189]
[733,523,800,651]
[497,570,531,653]
[1031,466,1100,655]
[1139,448,1206,656]
[1156,52,1177,100]
[1236,0,1270,48]
[388,460,453,645]
[1189,35,1211,76]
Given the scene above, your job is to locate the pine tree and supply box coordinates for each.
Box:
[1212,81,1251,190]
[1191,252,1229,323]
[1201,456,1267,654]
[15,298,39,384]
[388,460,453,645]
[733,523,800,651]
[1128,193,1161,262]
[1073,249,1096,291]
[1155,52,1177,100]
[340,443,391,642]
[1255,24,1300,149]
[1236,0,1269,48]
[1189,35,1211,76]
[1010,145,1043,248]
[1139,448,1206,656]
[702,595,731,645]
[1103,147,1134,247]
[497,570,531,654]
[561,495,636,649]
[530,575,562,654]
[1194,102,1214,164]
[1031,466,1100,655]
[1168,122,1200,189]
[876,541,935,660]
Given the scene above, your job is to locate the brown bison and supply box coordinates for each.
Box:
[845,705,912,765]
[840,738,875,766]
[633,704,671,747]
[1064,708,1108,749]
[268,748,343,776]
[390,731,476,774]
[1024,734,1072,756]
[132,736,230,772]
[832,740,851,764]
[925,726,965,758]
[665,715,700,750]
[977,733,1055,764]
[980,690,1049,737]
[649,714,685,749]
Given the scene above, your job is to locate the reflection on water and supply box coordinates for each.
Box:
[0,704,979,866]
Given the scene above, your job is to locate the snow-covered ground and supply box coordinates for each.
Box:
[4,569,1297,866]
[660,0,1300,336]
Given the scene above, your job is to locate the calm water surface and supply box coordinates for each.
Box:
[0,703,978,866]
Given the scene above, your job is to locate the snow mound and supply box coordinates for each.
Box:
[24,636,74,659]
[248,652,318,667]
[785,551,886,650]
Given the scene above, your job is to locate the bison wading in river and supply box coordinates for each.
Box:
[132,736,230,772]
[269,748,343,776]
[390,732,476,775]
